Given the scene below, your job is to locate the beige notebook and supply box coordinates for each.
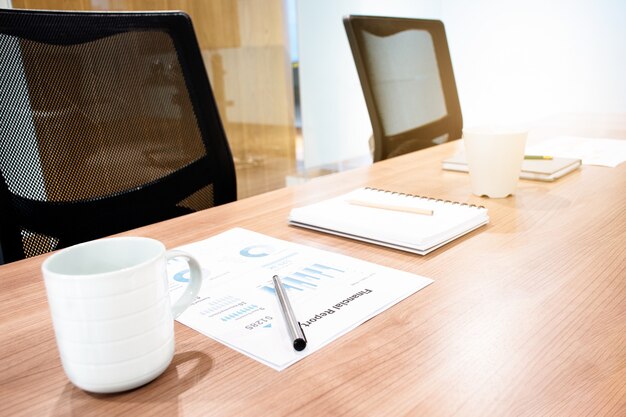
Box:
[288,187,489,255]
[442,154,581,181]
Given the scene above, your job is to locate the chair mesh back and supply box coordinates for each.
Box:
[0,10,236,262]
[2,31,207,202]
[361,30,447,137]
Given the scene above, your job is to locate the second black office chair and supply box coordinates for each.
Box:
[0,9,236,264]
[344,15,463,161]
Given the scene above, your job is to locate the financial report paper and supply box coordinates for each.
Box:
[167,228,433,370]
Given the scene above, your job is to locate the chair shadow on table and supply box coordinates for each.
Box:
[52,351,213,416]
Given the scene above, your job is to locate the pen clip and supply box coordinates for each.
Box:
[298,322,307,343]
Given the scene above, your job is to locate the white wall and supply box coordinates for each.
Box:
[298,0,626,169]
[297,0,441,169]
[443,0,626,128]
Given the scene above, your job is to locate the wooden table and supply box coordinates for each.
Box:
[1,137,625,416]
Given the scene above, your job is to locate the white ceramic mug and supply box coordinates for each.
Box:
[41,237,202,394]
[463,127,527,198]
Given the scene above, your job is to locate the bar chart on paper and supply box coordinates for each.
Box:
[258,263,345,295]
[191,295,259,322]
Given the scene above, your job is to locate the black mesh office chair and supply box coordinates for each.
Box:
[0,9,236,264]
[344,15,463,162]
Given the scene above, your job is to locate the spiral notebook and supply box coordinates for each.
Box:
[288,187,489,255]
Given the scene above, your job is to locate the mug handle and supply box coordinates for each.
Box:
[165,250,203,318]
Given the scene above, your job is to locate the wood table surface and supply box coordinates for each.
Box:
[1,136,625,416]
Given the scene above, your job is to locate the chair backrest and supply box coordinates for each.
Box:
[343,15,462,161]
[0,9,236,263]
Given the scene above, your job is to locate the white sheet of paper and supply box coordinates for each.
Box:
[167,228,433,371]
[526,136,626,167]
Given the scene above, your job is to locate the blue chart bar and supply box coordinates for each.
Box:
[311,263,345,274]
[259,262,346,294]
[260,285,276,295]
[199,295,263,321]
[202,295,240,315]
[284,277,317,288]
[260,282,304,295]
[221,304,260,322]
[292,271,321,280]
[302,267,333,278]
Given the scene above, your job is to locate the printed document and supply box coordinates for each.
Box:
[526,136,626,167]
[167,228,433,370]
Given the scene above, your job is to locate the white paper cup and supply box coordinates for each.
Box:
[463,127,527,198]
[41,237,202,394]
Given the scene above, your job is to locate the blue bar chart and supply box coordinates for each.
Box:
[259,263,345,295]
[197,295,264,322]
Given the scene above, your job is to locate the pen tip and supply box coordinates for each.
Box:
[293,338,307,351]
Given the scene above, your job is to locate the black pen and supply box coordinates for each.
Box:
[272,275,307,351]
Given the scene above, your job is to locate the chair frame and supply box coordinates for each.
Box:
[344,15,463,161]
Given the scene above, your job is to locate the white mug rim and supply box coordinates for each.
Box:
[41,236,165,279]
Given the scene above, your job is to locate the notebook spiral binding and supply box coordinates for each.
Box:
[364,187,486,209]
